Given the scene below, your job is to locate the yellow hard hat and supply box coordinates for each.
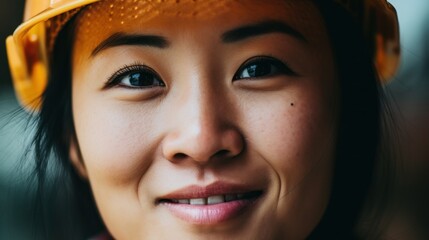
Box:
[6,0,99,110]
[6,0,400,111]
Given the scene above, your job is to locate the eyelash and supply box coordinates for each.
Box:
[104,56,295,89]
[104,63,165,89]
[233,56,296,80]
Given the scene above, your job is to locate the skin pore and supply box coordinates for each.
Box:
[70,0,339,239]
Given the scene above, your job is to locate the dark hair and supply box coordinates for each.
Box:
[31,16,104,240]
[31,1,397,239]
[309,1,397,239]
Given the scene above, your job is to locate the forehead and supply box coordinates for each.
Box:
[73,0,324,55]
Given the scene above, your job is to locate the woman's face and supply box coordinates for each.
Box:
[70,0,338,239]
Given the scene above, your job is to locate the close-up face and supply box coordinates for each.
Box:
[70,0,339,239]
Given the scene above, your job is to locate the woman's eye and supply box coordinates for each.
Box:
[234,57,296,80]
[106,65,165,89]
[119,71,164,88]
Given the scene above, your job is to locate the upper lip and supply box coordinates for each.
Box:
[157,181,262,201]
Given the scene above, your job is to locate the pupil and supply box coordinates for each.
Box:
[248,62,271,77]
[130,73,150,86]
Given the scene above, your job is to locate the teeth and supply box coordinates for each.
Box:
[207,195,225,204]
[172,193,253,205]
[189,198,206,205]
[178,199,190,204]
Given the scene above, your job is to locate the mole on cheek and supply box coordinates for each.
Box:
[290,103,295,106]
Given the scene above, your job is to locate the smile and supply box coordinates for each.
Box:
[157,183,264,225]
[159,191,262,205]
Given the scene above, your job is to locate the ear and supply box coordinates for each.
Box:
[69,136,88,179]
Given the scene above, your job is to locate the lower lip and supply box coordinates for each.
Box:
[162,198,259,225]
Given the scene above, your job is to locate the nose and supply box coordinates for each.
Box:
[162,91,244,165]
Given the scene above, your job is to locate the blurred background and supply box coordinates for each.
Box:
[0,0,428,239]
[0,0,34,239]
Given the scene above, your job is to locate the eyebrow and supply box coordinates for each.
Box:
[91,32,169,57]
[221,20,307,43]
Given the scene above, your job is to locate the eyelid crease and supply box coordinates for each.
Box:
[102,62,163,90]
[233,56,299,80]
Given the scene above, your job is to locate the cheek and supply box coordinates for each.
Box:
[239,81,337,237]
[241,84,337,192]
[72,82,156,186]
[71,85,164,237]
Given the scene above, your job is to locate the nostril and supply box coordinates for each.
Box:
[173,153,187,160]
[214,149,231,158]
[172,150,230,161]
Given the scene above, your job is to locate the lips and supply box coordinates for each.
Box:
[157,182,264,225]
